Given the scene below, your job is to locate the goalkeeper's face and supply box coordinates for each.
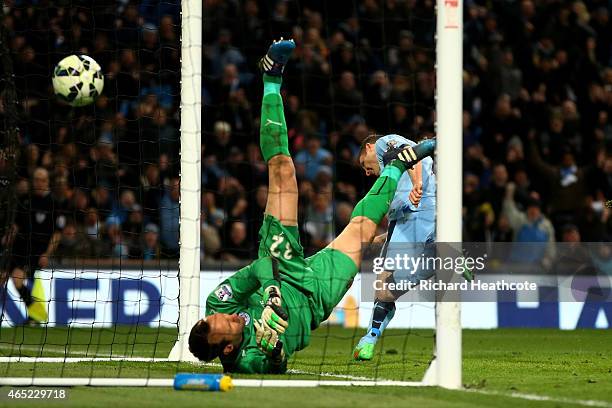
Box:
[206,313,245,348]
[189,313,245,361]
[359,144,381,176]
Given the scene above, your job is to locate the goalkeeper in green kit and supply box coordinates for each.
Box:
[189,39,436,373]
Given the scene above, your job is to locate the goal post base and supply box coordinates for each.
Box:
[421,357,438,386]
[168,338,200,363]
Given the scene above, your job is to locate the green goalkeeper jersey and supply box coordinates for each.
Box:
[206,256,313,374]
[206,215,359,374]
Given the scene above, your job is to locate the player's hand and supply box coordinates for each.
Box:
[409,182,423,206]
[254,319,286,360]
[262,285,289,334]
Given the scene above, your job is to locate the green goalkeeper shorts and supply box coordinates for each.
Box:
[258,214,358,326]
[305,248,358,326]
[258,213,307,271]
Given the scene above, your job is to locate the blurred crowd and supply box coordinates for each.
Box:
[1,0,611,266]
[3,0,181,262]
[202,0,612,264]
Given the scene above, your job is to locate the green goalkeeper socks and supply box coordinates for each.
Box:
[350,161,406,225]
[260,74,290,162]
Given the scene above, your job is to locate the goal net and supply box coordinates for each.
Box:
[0,0,461,388]
[0,0,184,366]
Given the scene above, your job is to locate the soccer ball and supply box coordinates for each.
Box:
[52,55,104,107]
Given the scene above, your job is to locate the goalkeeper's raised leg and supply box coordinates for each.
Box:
[258,38,298,228]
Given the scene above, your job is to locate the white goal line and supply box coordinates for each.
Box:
[0,377,424,388]
[0,355,409,382]
[0,344,162,361]
[0,345,169,363]
[0,356,425,386]
[1,376,609,406]
[0,354,412,381]
[0,357,171,363]
[465,389,612,408]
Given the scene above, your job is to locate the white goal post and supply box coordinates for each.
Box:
[168,0,202,362]
[421,0,463,389]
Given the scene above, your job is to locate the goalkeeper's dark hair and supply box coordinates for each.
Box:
[188,320,228,361]
[358,133,383,158]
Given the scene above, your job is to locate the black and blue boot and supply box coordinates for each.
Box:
[259,38,296,76]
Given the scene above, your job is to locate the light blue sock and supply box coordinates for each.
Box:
[365,301,396,342]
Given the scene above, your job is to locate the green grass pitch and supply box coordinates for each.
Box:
[0,326,610,407]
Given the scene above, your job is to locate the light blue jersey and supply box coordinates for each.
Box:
[375,134,436,220]
[356,135,438,350]
[375,134,437,284]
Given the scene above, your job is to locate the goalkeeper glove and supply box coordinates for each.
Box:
[382,139,436,168]
[261,285,289,334]
[254,319,286,360]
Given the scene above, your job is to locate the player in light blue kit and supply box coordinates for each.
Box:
[353,133,437,361]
